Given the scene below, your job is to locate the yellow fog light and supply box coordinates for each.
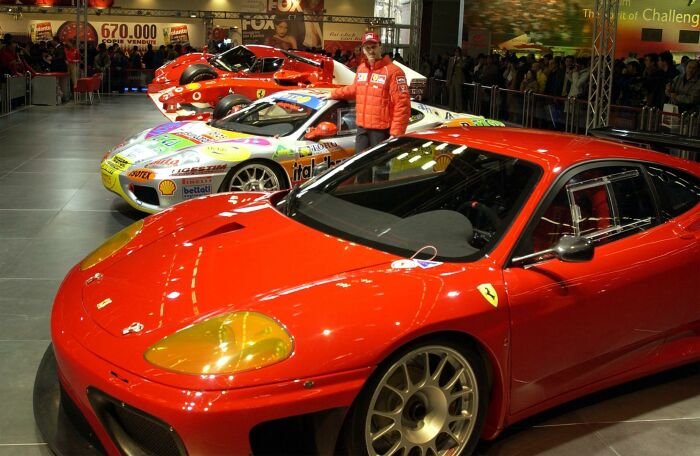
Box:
[80,220,144,270]
[144,311,293,375]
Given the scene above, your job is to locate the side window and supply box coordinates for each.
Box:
[408,108,425,124]
[262,58,283,73]
[249,59,263,73]
[646,165,700,220]
[313,101,356,135]
[528,166,656,253]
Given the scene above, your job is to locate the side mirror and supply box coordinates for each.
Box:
[304,121,338,140]
[553,235,594,262]
[511,235,594,267]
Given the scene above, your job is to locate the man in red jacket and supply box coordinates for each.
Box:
[329,31,411,152]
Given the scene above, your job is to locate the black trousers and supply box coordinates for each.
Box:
[355,127,390,153]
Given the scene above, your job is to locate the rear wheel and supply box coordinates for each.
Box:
[220,161,287,193]
[343,339,488,456]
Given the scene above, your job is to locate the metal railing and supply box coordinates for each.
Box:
[1,73,31,117]
[424,78,699,139]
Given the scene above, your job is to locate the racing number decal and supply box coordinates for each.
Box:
[477,283,498,308]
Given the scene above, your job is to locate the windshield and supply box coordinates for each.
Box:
[212,98,318,137]
[280,137,541,261]
[209,46,257,72]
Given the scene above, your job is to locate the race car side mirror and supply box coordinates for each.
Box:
[305,121,338,140]
[510,235,594,267]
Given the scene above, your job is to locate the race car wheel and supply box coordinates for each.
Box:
[342,339,488,456]
[221,161,287,193]
[212,94,252,121]
[179,64,217,85]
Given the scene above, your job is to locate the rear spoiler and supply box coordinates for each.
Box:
[589,127,699,161]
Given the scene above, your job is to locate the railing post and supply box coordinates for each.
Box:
[680,111,689,135]
[639,106,648,131]
[688,112,698,138]
[472,83,481,116]
[490,86,499,119]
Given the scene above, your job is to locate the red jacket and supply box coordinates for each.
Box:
[331,56,411,136]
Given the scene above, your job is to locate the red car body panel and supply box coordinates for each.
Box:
[49,128,700,453]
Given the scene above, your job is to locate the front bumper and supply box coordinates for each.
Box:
[101,162,227,214]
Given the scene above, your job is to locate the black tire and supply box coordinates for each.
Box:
[212,94,252,121]
[219,160,288,193]
[178,64,217,85]
[342,337,489,456]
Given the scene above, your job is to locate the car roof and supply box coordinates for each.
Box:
[243,45,285,58]
[408,127,700,175]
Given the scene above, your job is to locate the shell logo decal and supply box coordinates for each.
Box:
[477,283,498,308]
[158,180,177,196]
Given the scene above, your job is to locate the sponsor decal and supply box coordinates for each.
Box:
[256,89,266,98]
[275,92,324,110]
[145,133,194,152]
[183,183,213,199]
[396,76,407,85]
[272,145,295,159]
[441,117,505,128]
[158,180,177,196]
[171,164,228,176]
[185,82,201,90]
[109,154,132,171]
[147,158,180,167]
[182,177,212,185]
[297,142,340,158]
[101,171,115,188]
[192,92,202,101]
[127,168,155,182]
[201,144,251,162]
[292,155,346,182]
[370,73,387,84]
[357,72,368,82]
[96,298,112,310]
[415,259,442,269]
[221,137,271,146]
[146,122,185,139]
[477,283,498,308]
[391,259,419,269]
[399,85,408,93]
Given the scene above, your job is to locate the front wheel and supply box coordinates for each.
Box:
[220,161,287,193]
[343,340,488,456]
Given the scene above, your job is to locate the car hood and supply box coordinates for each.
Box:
[82,201,392,337]
[107,121,277,168]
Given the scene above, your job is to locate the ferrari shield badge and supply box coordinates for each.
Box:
[256,89,266,99]
[477,283,498,308]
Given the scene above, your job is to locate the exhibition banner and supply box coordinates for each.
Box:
[463,0,700,56]
[30,21,53,42]
[323,30,363,54]
[242,0,324,49]
[28,20,199,48]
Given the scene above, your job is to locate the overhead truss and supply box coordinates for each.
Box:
[586,0,620,134]
[0,5,394,26]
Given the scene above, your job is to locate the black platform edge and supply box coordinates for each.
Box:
[33,344,106,456]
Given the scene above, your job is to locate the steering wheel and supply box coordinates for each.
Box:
[458,200,501,243]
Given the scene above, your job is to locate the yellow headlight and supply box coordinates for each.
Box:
[144,311,294,375]
[80,220,144,270]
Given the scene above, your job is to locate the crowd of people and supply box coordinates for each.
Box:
[0,33,200,93]
[419,49,700,118]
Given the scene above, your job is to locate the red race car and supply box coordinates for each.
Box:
[34,127,699,455]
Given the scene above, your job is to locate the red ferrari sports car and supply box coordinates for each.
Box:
[35,127,699,455]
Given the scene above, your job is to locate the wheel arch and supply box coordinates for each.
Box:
[335,328,508,452]
[217,158,291,193]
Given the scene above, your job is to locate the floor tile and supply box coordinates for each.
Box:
[38,210,140,240]
[0,173,91,190]
[0,280,61,302]
[0,237,104,279]
[14,159,100,174]
[0,212,57,238]
[0,188,78,210]
[594,419,700,456]
[0,300,52,341]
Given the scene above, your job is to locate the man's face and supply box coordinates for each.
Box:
[686,61,698,79]
[363,42,381,62]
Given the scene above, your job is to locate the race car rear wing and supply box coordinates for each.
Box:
[589,127,699,161]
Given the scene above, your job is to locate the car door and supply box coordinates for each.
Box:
[502,161,699,414]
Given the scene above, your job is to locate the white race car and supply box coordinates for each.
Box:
[102,88,503,213]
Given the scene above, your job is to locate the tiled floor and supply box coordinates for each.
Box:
[0,96,697,455]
